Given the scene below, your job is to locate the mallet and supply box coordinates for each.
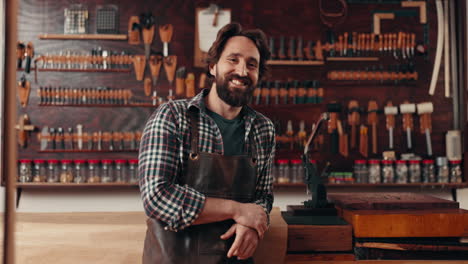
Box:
[399,102,415,151]
[417,102,434,157]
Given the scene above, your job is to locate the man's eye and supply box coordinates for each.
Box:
[248,63,258,68]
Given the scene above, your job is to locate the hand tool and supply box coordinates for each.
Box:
[317,86,324,104]
[261,81,270,105]
[140,13,155,59]
[337,35,343,56]
[296,36,304,60]
[384,102,398,150]
[159,24,173,57]
[337,120,349,157]
[314,40,324,61]
[151,91,158,106]
[76,124,83,150]
[288,81,298,104]
[16,42,25,68]
[39,126,49,150]
[429,0,444,95]
[443,0,450,98]
[132,55,146,81]
[57,127,65,149]
[271,81,280,105]
[149,54,163,86]
[175,67,186,98]
[399,102,415,151]
[199,72,207,90]
[304,112,330,155]
[286,120,294,150]
[167,89,175,101]
[306,81,316,104]
[297,120,307,149]
[85,132,92,150]
[135,131,142,148]
[297,81,307,104]
[98,131,103,150]
[65,127,74,150]
[367,101,379,154]
[254,82,262,105]
[305,41,314,60]
[288,37,296,60]
[163,55,177,95]
[25,42,34,73]
[279,82,288,104]
[269,37,276,60]
[144,77,152,97]
[327,102,341,154]
[347,100,360,149]
[17,75,30,108]
[278,36,286,60]
[359,125,368,158]
[15,114,35,148]
[417,102,434,157]
[185,73,196,98]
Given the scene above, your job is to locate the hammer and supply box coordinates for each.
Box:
[399,102,416,151]
[417,102,434,157]
[384,102,398,150]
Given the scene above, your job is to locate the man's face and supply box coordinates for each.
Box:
[210,36,260,107]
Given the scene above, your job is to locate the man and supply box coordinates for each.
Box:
[139,22,275,264]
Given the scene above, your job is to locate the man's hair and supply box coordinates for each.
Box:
[206,22,271,81]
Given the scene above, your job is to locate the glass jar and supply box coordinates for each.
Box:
[290,159,303,183]
[47,159,60,183]
[395,160,408,184]
[128,159,139,183]
[60,160,74,183]
[276,159,290,183]
[422,159,435,183]
[73,160,87,183]
[353,160,368,183]
[381,160,395,183]
[408,160,421,183]
[449,160,463,183]
[101,159,114,183]
[87,159,101,183]
[33,159,47,182]
[18,159,33,182]
[436,157,449,183]
[114,159,127,183]
[368,159,381,184]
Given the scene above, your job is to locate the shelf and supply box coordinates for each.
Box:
[39,103,157,108]
[266,60,324,66]
[39,34,128,40]
[17,182,138,188]
[274,183,468,189]
[326,57,379,62]
[18,68,131,73]
[253,103,323,111]
[38,149,138,153]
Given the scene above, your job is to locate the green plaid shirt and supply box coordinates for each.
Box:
[139,89,275,231]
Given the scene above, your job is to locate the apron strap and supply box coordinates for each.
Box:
[247,124,258,162]
[189,108,199,155]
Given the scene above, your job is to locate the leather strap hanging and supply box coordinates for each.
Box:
[319,0,348,28]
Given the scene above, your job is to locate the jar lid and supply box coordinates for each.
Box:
[277,159,289,164]
[101,159,113,164]
[382,160,393,164]
[436,157,448,166]
[422,159,434,164]
[290,159,301,164]
[449,160,461,164]
[354,160,366,164]
[33,159,46,163]
[368,159,380,164]
[88,159,100,164]
[409,160,421,164]
[115,159,127,164]
[18,159,32,163]
[128,159,139,164]
[48,159,59,163]
[396,160,406,164]
[61,160,72,164]
[74,160,86,164]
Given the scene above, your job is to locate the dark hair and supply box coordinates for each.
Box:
[205,22,271,81]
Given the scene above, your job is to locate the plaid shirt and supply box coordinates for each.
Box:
[139,89,275,231]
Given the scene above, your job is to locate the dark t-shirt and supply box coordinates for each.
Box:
[205,107,245,156]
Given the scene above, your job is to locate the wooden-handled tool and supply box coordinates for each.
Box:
[149,54,163,86]
[175,67,186,98]
[144,77,152,96]
[347,100,360,149]
[327,102,342,154]
[359,125,368,158]
[337,120,349,157]
[384,102,398,150]
[128,16,141,45]
[140,13,155,59]
[400,102,416,151]
[417,102,434,157]
[163,55,177,96]
[17,75,31,108]
[159,24,173,57]
[25,42,34,73]
[367,100,379,154]
[15,114,35,148]
[132,55,146,81]
[16,41,25,68]
[185,73,196,98]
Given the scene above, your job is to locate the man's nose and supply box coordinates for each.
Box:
[234,62,248,76]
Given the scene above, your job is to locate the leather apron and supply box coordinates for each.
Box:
[143,109,257,264]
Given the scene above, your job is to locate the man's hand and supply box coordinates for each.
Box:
[221,223,259,260]
[233,203,267,239]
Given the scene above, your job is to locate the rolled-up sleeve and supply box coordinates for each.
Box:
[139,103,205,231]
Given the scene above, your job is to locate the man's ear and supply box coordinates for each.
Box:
[209,63,216,77]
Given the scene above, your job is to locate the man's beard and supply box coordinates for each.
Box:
[215,73,256,107]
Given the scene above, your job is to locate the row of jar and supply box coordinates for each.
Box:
[353,157,464,184]
[273,159,313,184]
[17,159,139,183]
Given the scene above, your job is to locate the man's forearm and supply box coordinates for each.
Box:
[192,197,238,225]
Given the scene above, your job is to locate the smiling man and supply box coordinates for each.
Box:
[139,22,275,264]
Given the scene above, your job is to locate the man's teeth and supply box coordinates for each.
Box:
[231,79,245,86]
